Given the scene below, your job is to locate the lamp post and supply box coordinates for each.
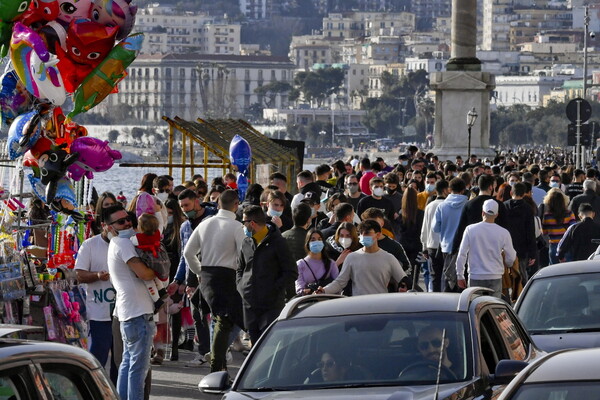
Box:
[319,130,327,147]
[583,5,590,99]
[466,108,478,159]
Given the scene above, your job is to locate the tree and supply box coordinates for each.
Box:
[254,81,292,108]
[293,67,345,107]
[108,130,119,142]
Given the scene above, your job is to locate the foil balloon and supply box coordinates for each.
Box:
[48,107,87,145]
[19,0,59,29]
[6,109,42,159]
[28,134,52,158]
[49,177,84,222]
[68,136,122,180]
[0,70,32,135]
[28,173,47,202]
[38,144,79,202]
[0,0,31,57]
[56,0,92,25]
[67,32,142,119]
[56,19,118,93]
[10,22,66,105]
[229,134,252,202]
[90,0,137,40]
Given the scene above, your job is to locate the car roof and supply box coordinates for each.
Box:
[524,348,600,383]
[0,339,101,369]
[279,289,503,320]
[530,260,600,279]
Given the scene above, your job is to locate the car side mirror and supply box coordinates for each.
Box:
[490,360,529,385]
[198,371,231,394]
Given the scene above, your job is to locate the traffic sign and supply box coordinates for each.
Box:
[567,123,591,146]
[566,98,592,123]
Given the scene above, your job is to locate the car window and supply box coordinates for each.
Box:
[517,273,600,333]
[0,376,23,399]
[236,312,471,391]
[491,308,527,361]
[40,364,99,400]
[510,381,599,400]
[479,310,509,372]
[0,365,46,400]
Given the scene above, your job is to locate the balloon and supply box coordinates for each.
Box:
[10,22,66,104]
[56,0,92,25]
[229,134,252,201]
[0,0,31,57]
[6,109,42,159]
[19,0,59,29]
[55,19,118,93]
[90,0,137,40]
[49,177,83,222]
[37,144,79,202]
[67,32,142,119]
[68,136,122,180]
[28,173,46,202]
[49,107,87,145]
[28,134,52,158]
[0,70,32,135]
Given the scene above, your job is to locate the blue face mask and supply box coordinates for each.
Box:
[425,183,436,193]
[118,228,135,239]
[309,241,324,254]
[550,181,560,188]
[244,226,253,238]
[359,235,374,248]
[268,208,283,218]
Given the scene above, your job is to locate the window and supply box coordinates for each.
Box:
[491,308,527,361]
[479,310,509,373]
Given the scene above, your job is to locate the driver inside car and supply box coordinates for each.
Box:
[399,325,456,380]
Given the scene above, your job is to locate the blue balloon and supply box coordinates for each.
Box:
[229,135,252,201]
[6,109,41,160]
[28,173,47,203]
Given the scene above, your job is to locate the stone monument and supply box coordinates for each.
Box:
[430,0,496,160]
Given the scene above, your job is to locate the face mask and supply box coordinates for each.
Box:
[156,192,169,203]
[509,181,516,187]
[244,226,253,238]
[550,182,560,188]
[268,208,283,218]
[339,237,352,249]
[401,161,408,166]
[118,228,135,239]
[167,215,174,224]
[426,183,436,192]
[373,187,385,197]
[359,234,374,248]
[386,187,396,195]
[185,210,197,219]
[309,241,324,253]
[347,185,359,194]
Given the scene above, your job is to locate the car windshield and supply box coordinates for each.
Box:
[510,381,599,399]
[236,312,472,391]
[517,272,600,333]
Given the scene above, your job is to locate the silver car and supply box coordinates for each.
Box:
[515,260,600,351]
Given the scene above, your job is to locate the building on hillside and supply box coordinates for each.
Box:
[412,0,451,31]
[482,0,533,51]
[493,75,569,108]
[323,12,415,39]
[262,107,368,138]
[509,7,573,51]
[405,53,448,73]
[367,63,407,97]
[240,0,274,20]
[477,50,521,75]
[97,54,295,123]
[289,35,343,70]
[136,6,241,55]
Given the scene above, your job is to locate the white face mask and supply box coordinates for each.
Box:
[373,187,385,197]
[156,192,169,203]
[339,237,352,249]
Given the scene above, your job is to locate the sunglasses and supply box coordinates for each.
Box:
[110,216,132,225]
[317,360,336,369]
[418,339,443,351]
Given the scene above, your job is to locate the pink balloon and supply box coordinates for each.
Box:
[67,136,122,180]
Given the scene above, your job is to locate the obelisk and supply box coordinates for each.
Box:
[430,0,496,160]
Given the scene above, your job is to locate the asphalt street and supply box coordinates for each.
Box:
[149,348,244,400]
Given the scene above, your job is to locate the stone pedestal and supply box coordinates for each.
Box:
[430,71,497,161]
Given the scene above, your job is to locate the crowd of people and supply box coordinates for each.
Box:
[61,144,600,399]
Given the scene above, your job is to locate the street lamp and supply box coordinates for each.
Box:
[319,130,327,147]
[583,5,590,98]
[466,108,478,159]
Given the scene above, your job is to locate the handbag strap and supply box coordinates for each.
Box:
[302,258,329,281]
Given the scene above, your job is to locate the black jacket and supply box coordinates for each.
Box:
[569,190,600,224]
[557,217,600,261]
[237,223,298,309]
[503,199,537,260]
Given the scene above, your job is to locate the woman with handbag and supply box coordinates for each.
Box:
[295,229,339,295]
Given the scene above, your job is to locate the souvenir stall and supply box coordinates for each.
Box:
[0,0,142,346]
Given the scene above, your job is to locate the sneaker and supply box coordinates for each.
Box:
[230,336,246,352]
[204,351,211,364]
[185,354,207,367]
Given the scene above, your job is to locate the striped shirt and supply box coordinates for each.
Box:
[541,211,576,243]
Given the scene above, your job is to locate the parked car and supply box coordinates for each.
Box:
[498,347,600,400]
[0,331,118,399]
[514,260,600,352]
[200,288,543,399]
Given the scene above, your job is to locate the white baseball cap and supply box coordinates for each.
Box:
[482,199,499,216]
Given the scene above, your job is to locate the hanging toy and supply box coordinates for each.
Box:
[0,0,31,57]
[68,137,122,180]
[229,134,252,202]
[6,108,42,160]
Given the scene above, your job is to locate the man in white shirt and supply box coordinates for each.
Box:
[75,212,117,384]
[317,220,407,295]
[106,205,156,400]
[456,200,516,298]
[183,190,246,372]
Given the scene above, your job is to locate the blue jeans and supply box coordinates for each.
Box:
[118,314,155,400]
[89,320,118,385]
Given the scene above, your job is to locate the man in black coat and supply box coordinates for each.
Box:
[237,206,298,345]
[569,179,600,224]
[558,203,600,261]
[503,182,537,284]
